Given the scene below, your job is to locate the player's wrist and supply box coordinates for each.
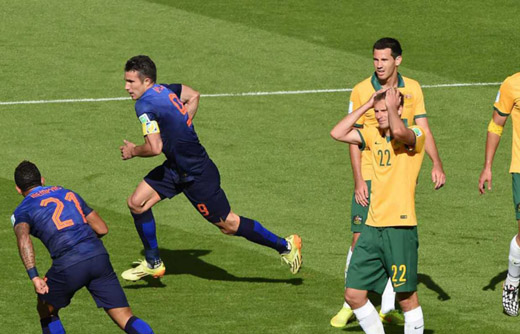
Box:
[27,267,39,280]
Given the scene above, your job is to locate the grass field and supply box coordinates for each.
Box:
[1,0,520,333]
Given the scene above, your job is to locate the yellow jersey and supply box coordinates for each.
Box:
[494,72,520,173]
[357,125,426,227]
[348,73,427,180]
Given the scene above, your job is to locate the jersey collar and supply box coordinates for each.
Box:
[26,186,44,196]
[371,72,405,90]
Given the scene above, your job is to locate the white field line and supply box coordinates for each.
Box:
[0,82,501,106]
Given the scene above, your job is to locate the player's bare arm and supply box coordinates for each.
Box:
[350,144,369,207]
[331,91,382,144]
[120,133,163,160]
[479,110,508,194]
[86,211,108,238]
[415,117,446,189]
[180,85,200,120]
[386,88,416,146]
[14,222,49,294]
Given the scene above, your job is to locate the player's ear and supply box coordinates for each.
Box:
[41,177,45,186]
[395,55,402,66]
[15,186,22,195]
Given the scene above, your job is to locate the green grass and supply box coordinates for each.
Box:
[1,0,520,333]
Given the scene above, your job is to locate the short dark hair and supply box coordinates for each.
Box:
[373,38,402,59]
[125,55,157,83]
[374,90,404,107]
[15,161,42,192]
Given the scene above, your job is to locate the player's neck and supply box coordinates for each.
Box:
[378,71,399,89]
[22,185,41,197]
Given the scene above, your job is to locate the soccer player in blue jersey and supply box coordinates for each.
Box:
[12,161,154,334]
[119,55,302,280]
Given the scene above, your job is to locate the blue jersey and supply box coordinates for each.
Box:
[12,186,107,272]
[135,83,209,183]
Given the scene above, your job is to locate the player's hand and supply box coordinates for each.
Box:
[431,164,446,190]
[385,87,402,110]
[120,140,136,160]
[32,277,49,294]
[367,88,388,109]
[354,179,369,207]
[479,168,492,194]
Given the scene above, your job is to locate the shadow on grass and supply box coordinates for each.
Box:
[482,270,507,291]
[343,325,434,334]
[418,273,450,301]
[123,248,303,289]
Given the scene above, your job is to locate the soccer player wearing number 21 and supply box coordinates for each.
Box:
[11,161,154,334]
[331,88,426,334]
[119,55,301,281]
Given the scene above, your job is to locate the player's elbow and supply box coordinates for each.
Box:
[330,129,343,141]
[96,226,108,237]
[150,141,163,156]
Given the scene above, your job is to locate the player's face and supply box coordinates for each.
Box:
[125,71,152,100]
[373,48,401,82]
[374,99,389,129]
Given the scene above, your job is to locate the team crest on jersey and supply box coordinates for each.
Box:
[412,127,423,137]
[495,91,501,103]
[353,215,363,225]
[139,114,150,124]
[11,215,15,226]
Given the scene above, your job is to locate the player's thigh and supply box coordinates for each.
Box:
[183,160,231,224]
[512,173,520,220]
[345,225,387,294]
[86,254,129,310]
[381,226,419,293]
[351,180,371,234]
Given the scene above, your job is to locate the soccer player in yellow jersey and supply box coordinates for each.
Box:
[479,72,520,316]
[331,88,426,334]
[331,38,445,328]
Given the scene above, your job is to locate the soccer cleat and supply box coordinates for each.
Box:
[330,306,354,328]
[281,235,302,274]
[502,283,519,316]
[121,259,165,282]
[379,309,405,325]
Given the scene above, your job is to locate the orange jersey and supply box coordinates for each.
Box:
[348,73,427,180]
[357,126,426,227]
[494,72,520,173]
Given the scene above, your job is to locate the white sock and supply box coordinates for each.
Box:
[506,236,520,287]
[343,247,354,309]
[353,300,385,334]
[404,306,424,334]
[380,278,396,314]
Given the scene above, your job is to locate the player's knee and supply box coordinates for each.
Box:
[216,213,239,235]
[344,289,364,309]
[127,196,144,214]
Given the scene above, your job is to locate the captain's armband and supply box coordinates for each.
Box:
[142,121,160,136]
[488,119,504,136]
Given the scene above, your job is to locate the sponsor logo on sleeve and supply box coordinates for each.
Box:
[348,101,354,114]
[11,215,15,226]
[139,114,150,124]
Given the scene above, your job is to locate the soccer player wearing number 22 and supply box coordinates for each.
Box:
[119,55,301,281]
[11,161,154,334]
[331,88,427,334]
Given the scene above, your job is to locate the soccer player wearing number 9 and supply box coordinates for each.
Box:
[331,88,426,334]
[119,55,301,281]
[11,161,154,334]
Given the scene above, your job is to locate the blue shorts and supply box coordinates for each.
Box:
[144,159,231,223]
[39,254,129,310]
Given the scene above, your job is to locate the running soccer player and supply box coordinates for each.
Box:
[330,37,445,328]
[11,161,154,334]
[479,72,520,316]
[331,88,426,334]
[119,55,301,281]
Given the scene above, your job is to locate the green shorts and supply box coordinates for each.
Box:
[512,173,520,220]
[345,225,418,294]
[350,180,371,233]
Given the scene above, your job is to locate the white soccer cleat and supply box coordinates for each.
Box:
[503,283,519,316]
